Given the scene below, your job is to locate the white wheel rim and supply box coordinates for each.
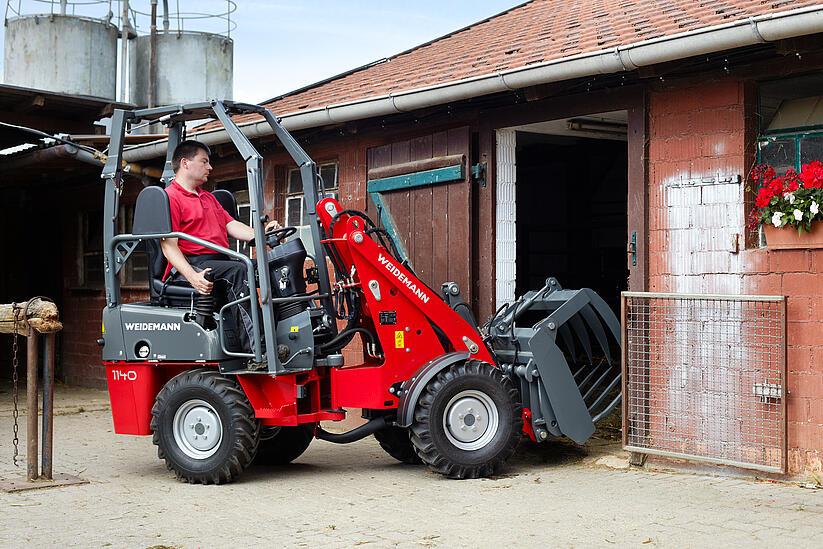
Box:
[172,399,223,460]
[442,389,500,451]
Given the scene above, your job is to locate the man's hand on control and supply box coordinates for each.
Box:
[189,268,213,295]
[265,219,282,232]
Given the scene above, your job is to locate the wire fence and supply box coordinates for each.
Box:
[622,292,786,473]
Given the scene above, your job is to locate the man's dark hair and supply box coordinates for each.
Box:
[171,140,211,172]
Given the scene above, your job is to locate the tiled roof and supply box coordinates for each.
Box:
[231,0,821,125]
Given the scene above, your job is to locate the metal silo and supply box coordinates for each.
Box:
[130,31,233,107]
[129,2,235,107]
[3,3,118,99]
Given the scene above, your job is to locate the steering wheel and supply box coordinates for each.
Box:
[265,226,297,247]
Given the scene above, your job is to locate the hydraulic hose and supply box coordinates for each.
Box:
[314,416,389,444]
[318,327,376,354]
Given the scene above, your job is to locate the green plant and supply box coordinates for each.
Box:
[750,161,823,233]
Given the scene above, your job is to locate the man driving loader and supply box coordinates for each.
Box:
[160,140,279,352]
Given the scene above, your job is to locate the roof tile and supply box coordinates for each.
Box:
[221,0,821,126]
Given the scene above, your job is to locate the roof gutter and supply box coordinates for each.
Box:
[123,5,823,162]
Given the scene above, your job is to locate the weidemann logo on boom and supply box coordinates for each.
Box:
[377,254,430,304]
[124,322,181,331]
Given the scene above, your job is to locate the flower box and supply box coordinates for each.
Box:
[750,162,823,245]
[764,223,823,250]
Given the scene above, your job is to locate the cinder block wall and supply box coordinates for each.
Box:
[648,79,823,475]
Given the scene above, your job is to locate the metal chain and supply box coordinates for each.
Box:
[10,302,22,467]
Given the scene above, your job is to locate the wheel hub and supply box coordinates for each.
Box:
[173,399,223,459]
[443,390,500,451]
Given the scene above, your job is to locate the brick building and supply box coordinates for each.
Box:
[3,0,823,474]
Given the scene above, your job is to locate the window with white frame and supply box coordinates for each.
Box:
[286,162,338,227]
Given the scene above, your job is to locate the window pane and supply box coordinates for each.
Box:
[84,254,104,287]
[288,169,302,194]
[301,198,309,226]
[759,138,796,173]
[800,135,823,165]
[238,205,251,225]
[126,252,149,285]
[286,196,303,226]
[84,210,103,252]
[320,163,338,190]
[234,190,249,206]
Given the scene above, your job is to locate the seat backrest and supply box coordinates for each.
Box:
[133,185,172,235]
[213,189,239,221]
[133,186,173,286]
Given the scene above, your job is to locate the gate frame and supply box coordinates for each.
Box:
[621,291,788,474]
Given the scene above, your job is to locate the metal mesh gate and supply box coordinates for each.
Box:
[622,292,787,473]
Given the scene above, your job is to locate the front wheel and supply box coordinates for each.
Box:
[410,360,522,479]
[151,369,260,484]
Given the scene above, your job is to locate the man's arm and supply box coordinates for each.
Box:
[226,219,281,242]
[160,238,213,295]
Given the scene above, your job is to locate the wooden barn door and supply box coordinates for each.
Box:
[367,127,473,301]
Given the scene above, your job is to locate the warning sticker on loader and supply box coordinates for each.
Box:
[394,331,405,349]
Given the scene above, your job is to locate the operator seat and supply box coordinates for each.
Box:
[132,185,239,306]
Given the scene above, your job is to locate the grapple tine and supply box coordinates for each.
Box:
[568,314,593,364]
[578,303,613,365]
[582,289,621,342]
[558,324,577,364]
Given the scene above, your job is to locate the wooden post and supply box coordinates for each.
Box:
[42,333,55,480]
[1,299,62,484]
[26,330,39,481]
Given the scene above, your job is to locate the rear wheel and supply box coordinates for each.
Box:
[255,424,314,465]
[374,426,422,464]
[151,369,259,484]
[410,360,522,479]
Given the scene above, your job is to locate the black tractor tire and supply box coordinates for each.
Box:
[255,424,315,465]
[151,369,260,484]
[410,360,522,479]
[374,426,423,465]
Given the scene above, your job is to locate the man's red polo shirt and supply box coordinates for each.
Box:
[164,180,233,276]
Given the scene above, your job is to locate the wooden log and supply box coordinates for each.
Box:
[0,299,63,334]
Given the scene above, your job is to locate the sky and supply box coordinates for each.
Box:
[1,0,524,103]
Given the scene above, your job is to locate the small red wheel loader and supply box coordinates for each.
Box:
[100,101,621,483]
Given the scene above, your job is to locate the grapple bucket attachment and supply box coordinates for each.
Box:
[484,278,621,445]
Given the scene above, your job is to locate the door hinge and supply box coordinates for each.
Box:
[471,162,487,188]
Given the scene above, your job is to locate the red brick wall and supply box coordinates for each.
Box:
[755,249,823,474]
[648,79,823,475]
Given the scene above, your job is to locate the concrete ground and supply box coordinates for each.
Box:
[0,382,822,548]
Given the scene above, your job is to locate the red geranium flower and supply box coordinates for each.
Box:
[768,177,784,195]
[755,187,773,208]
[801,161,823,189]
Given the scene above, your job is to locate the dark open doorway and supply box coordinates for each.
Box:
[515,131,628,312]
